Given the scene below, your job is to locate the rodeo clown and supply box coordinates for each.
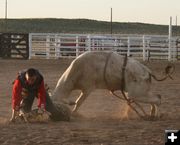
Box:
[10,68,70,122]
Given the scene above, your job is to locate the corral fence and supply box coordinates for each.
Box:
[0,33,180,61]
[0,33,29,59]
[29,33,180,61]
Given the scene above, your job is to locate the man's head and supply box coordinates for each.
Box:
[25,68,37,85]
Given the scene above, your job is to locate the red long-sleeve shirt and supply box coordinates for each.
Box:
[12,79,46,110]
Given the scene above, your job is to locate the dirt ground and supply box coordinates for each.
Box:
[0,58,179,145]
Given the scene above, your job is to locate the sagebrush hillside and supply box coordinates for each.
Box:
[0,18,179,35]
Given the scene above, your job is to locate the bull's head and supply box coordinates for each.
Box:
[125,61,161,105]
[124,60,174,120]
[123,60,161,119]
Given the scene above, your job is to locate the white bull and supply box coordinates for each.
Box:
[53,51,172,118]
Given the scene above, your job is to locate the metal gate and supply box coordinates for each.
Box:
[0,33,29,59]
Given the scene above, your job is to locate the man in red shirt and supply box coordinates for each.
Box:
[10,68,71,122]
[10,68,48,122]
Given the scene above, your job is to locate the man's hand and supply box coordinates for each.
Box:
[9,117,15,123]
[9,109,19,123]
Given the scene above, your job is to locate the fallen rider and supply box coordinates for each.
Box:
[10,68,71,123]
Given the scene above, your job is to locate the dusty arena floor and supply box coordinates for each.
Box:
[0,58,179,145]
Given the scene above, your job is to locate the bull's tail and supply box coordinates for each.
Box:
[151,64,175,81]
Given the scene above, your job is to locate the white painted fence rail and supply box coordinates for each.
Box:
[29,33,179,61]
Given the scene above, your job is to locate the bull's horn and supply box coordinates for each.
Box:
[151,64,175,81]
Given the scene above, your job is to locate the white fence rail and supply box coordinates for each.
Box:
[29,33,180,61]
